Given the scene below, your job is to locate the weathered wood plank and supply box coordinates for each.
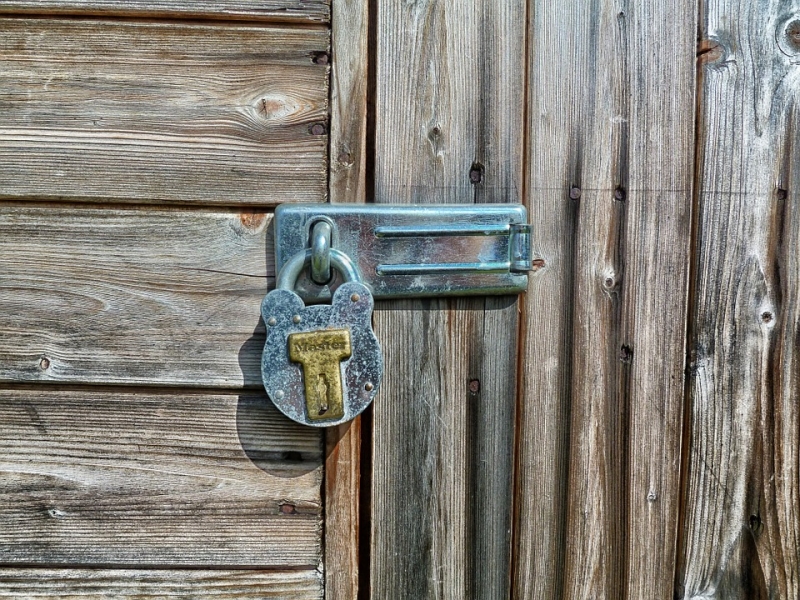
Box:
[0,19,328,206]
[0,569,322,598]
[516,2,696,598]
[678,2,800,597]
[324,1,369,597]
[620,2,696,590]
[0,388,322,566]
[329,0,368,209]
[0,205,271,387]
[0,1,328,23]
[371,302,469,597]
[471,295,519,597]
[324,420,361,600]
[370,0,524,597]
[371,299,519,599]
[373,1,524,205]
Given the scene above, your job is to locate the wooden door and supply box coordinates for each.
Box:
[2,0,799,598]
[334,0,695,596]
[337,0,799,599]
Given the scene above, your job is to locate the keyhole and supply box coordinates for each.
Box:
[316,373,330,415]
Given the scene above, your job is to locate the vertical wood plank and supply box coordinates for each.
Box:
[329,0,368,208]
[473,297,520,596]
[623,5,695,596]
[370,0,524,597]
[371,301,519,599]
[371,303,472,598]
[325,421,361,600]
[325,1,369,597]
[678,1,800,597]
[515,2,696,598]
[373,0,524,205]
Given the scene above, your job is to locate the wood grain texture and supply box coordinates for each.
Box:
[329,0,368,208]
[324,1,368,596]
[324,420,361,600]
[373,0,524,204]
[370,0,524,597]
[0,19,328,206]
[0,388,322,566]
[0,569,322,598]
[0,205,272,387]
[371,299,519,599]
[678,2,800,597]
[0,1,328,23]
[515,2,696,599]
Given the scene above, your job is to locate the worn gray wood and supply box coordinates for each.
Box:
[0,205,272,387]
[0,19,328,206]
[373,2,523,205]
[678,2,800,597]
[0,388,322,565]
[329,0,368,209]
[0,1,328,22]
[324,420,361,600]
[371,299,518,599]
[0,569,322,598]
[370,0,524,597]
[516,2,696,599]
[324,2,369,597]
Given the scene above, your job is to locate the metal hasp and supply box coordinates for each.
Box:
[274,203,533,302]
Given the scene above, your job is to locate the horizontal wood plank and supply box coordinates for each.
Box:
[0,569,322,598]
[0,1,328,23]
[0,19,328,205]
[0,388,322,566]
[0,205,271,387]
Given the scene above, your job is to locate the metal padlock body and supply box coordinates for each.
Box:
[261,281,382,427]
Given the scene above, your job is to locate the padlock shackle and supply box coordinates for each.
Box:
[277,248,362,291]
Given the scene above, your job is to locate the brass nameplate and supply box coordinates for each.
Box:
[288,328,351,420]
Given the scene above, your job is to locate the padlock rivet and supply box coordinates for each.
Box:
[364,382,374,391]
[351,293,360,302]
[292,315,302,324]
[267,317,277,326]
[275,390,285,399]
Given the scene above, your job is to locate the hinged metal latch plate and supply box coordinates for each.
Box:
[274,203,533,302]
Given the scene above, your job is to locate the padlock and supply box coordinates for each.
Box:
[261,248,383,427]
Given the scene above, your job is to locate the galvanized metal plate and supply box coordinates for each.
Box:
[274,203,532,303]
[261,282,382,427]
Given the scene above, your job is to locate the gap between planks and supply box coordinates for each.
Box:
[0,200,276,214]
[0,13,330,28]
[0,564,318,571]
[0,381,270,396]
